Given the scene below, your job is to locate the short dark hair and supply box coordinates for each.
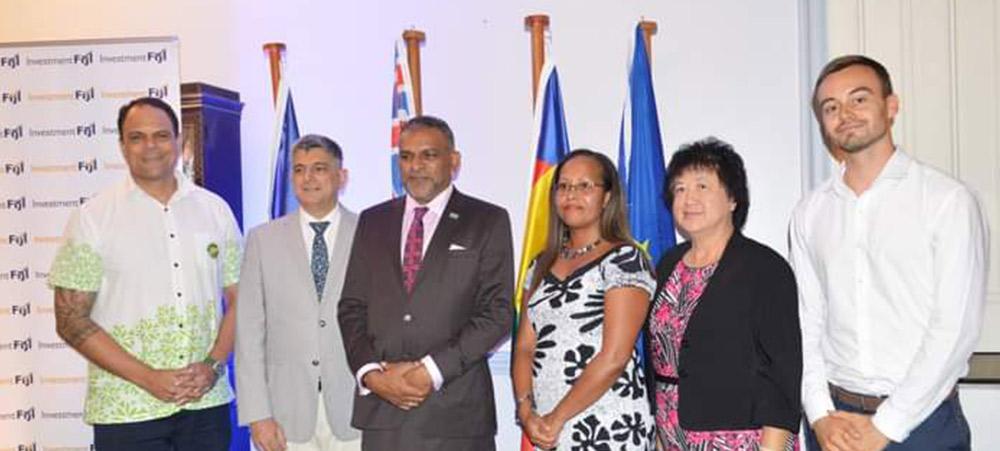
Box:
[664,137,750,230]
[117,97,179,141]
[812,54,894,118]
[400,115,455,150]
[293,134,343,163]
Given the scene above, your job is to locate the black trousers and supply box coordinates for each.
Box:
[93,404,231,451]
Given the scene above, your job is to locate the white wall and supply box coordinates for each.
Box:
[0,1,808,448]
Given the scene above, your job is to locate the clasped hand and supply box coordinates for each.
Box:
[143,362,218,405]
[365,361,433,410]
[814,410,890,451]
[521,410,565,450]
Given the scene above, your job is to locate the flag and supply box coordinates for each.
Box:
[517,60,570,451]
[515,60,571,318]
[268,77,300,219]
[618,24,675,264]
[391,40,416,198]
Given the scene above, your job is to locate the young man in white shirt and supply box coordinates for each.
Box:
[791,55,988,450]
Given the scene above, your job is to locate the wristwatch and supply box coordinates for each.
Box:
[202,356,225,377]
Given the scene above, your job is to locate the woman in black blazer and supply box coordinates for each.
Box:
[647,138,801,450]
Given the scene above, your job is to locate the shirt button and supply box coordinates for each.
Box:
[178,323,183,329]
[319,320,327,328]
[312,360,320,366]
[176,292,182,298]
[173,262,179,268]
[169,233,176,239]
[163,207,169,212]
[403,314,412,322]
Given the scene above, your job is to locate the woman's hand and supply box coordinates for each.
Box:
[521,410,555,449]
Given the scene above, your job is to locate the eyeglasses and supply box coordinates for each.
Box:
[555,181,605,195]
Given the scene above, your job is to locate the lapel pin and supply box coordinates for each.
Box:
[448,212,459,220]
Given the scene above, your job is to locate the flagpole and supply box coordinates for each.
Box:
[639,20,657,62]
[262,42,286,106]
[403,29,425,116]
[525,14,549,105]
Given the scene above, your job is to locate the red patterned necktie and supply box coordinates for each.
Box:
[402,207,429,294]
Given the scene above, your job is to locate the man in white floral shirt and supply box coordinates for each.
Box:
[49,97,241,450]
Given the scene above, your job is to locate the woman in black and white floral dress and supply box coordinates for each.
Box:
[512,149,655,451]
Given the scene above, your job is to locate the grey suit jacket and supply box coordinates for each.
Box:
[236,206,360,441]
[338,190,514,440]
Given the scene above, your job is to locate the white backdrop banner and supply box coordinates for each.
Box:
[0,36,180,450]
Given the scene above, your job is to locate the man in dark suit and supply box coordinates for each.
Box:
[338,115,514,451]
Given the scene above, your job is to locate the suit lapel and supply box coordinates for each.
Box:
[411,191,465,295]
[283,212,319,300]
[321,208,353,303]
[387,198,407,294]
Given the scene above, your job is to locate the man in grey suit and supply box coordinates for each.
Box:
[236,135,361,451]
[338,116,514,451]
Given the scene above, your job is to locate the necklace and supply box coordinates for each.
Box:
[560,239,602,260]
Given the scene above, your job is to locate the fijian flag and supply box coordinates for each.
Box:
[268,77,300,219]
[391,40,416,198]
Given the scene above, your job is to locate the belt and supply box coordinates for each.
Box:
[829,383,886,413]
[655,374,679,385]
[829,383,959,414]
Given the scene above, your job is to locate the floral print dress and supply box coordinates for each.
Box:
[649,261,798,451]
[528,245,656,450]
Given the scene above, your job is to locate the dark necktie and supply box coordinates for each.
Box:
[310,221,330,301]
[402,207,428,294]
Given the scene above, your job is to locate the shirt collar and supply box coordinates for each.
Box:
[300,204,340,227]
[830,148,911,196]
[124,170,192,203]
[405,184,454,218]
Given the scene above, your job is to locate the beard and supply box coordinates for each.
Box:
[826,122,889,154]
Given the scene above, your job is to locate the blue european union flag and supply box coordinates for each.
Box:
[619,24,675,264]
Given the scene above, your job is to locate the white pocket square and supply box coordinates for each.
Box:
[449,243,467,251]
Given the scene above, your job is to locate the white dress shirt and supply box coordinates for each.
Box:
[790,150,989,441]
[299,205,341,267]
[355,185,455,395]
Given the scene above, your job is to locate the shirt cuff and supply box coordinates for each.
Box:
[421,355,443,391]
[872,401,911,443]
[803,389,836,426]
[355,362,384,396]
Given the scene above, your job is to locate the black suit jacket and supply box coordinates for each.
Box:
[337,189,514,439]
[647,232,802,432]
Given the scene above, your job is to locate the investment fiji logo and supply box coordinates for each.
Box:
[1,89,22,105]
[1,267,29,282]
[2,161,24,176]
[0,54,20,69]
[15,407,34,422]
[1,125,23,140]
[1,196,26,211]
[7,232,27,247]
[148,85,168,99]
[78,158,98,173]
[147,48,167,64]
[9,302,30,316]
[77,122,96,138]
[74,87,95,103]
[73,51,93,66]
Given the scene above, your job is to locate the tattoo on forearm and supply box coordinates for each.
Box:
[54,288,102,348]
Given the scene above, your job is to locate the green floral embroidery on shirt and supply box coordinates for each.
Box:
[222,239,240,286]
[84,303,233,424]
[49,241,103,292]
